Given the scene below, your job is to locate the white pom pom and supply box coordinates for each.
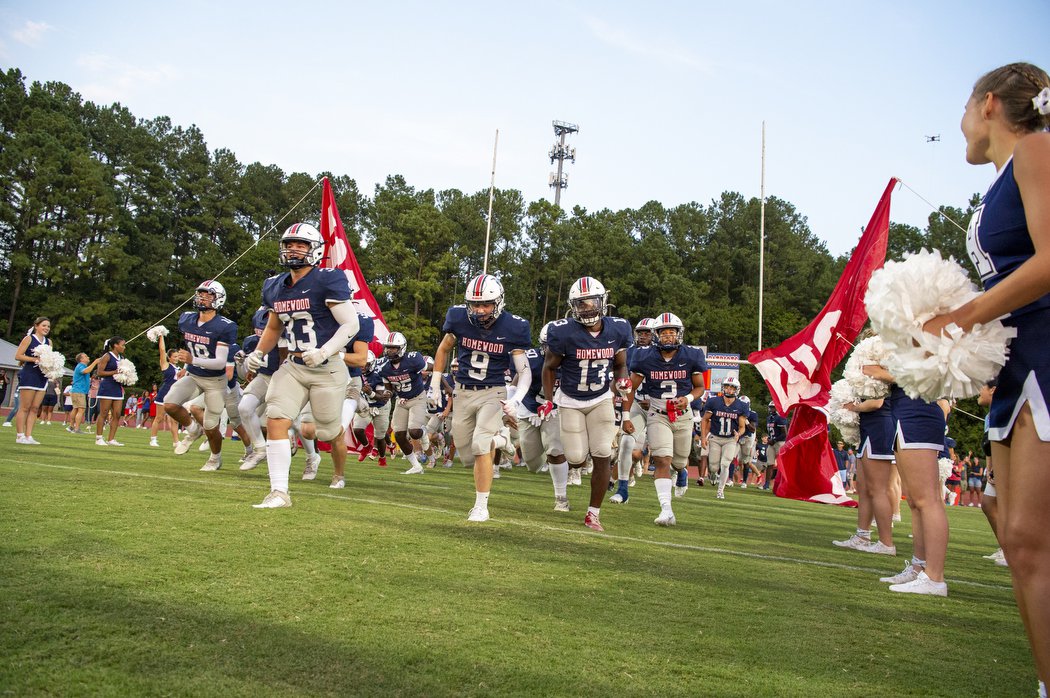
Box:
[146,326,169,343]
[826,379,860,447]
[938,457,953,484]
[32,344,67,381]
[865,249,1016,400]
[843,336,891,400]
[114,358,138,386]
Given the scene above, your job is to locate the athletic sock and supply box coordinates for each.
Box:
[266,439,291,493]
[587,506,600,518]
[301,437,317,456]
[856,528,871,539]
[617,434,635,480]
[655,477,673,510]
[550,461,569,498]
[474,491,490,509]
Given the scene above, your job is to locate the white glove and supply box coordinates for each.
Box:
[501,398,521,419]
[427,383,442,410]
[302,348,328,367]
[528,414,543,428]
[245,350,266,372]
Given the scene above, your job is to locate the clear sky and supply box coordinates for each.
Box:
[1,1,1048,255]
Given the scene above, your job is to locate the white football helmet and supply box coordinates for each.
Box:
[539,321,554,353]
[279,222,325,269]
[365,350,377,373]
[634,317,656,345]
[383,332,407,360]
[653,312,684,350]
[465,274,505,327]
[194,280,227,311]
[722,375,740,398]
[567,276,608,327]
[739,395,751,407]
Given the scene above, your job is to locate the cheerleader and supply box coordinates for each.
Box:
[923,62,1050,692]
[94,337,127,447]
[149,334,183,448]
[13,317,53,445]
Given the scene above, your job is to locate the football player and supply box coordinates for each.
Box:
[542,277,631,532]
[701,375,749,500]
[238,306,280,471]
[379,332,429,474]
[516,322,570,509]
[356,351,394,467]
[165,280,238,470]
[766,400,790,490]
[431,274,531,522]
[245,223,360,508]
[622,312,708,525]
[611,317,656,504]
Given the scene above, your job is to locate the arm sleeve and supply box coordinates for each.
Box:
[319,302,361,359]
[510,351,531,400]
[191,344,230,371]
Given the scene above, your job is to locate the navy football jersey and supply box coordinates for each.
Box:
[625,343,649,397]
[261,267,352,355]
[442,305,531,388]
[428,373,456,414]
[244,307,280,376]
[179,311,238,378]
[379,351,427,399]
[744,409,759,436]
[363,367,390,408]
[703,396,748,438]
[628,344,708,401]
[546,316,632,404]
[226,343,240,389]
[345,314,375,378]
[967,158,1049,317]
[519,348,547,414]
[767,412,789,443]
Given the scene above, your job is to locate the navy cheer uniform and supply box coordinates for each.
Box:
[97,352,124,400]
[967,157,1050,441]
[17,333,50,391]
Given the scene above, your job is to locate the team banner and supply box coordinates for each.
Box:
[747,178,896,505]
[319,177,390,349]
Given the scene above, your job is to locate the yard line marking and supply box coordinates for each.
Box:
[3,458,1012,592]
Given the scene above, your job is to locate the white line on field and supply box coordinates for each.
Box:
[3,457,1012,593]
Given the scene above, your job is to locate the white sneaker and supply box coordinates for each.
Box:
[96,436,107,446]
[239,448,267,471]
[889,571,947,596]
[15,435,28,444]
[984,548,1005,561]
[252,489,291,509]
[200,454,222,471]
[25,436,41,445]
[832,534,872,551]
[716,489,725,500]
[467,506,490,522]
[553,496,570,512]
[405,464,425,475]
[628,474,636,487]
[654,510,677,527]
[633,463,643,478]
[107,439,124,447]
[174,426,203,455]
[880,564,921,584]
[2,422,11,427]
[149,438,159,447]
[863,541,897,556]
[329,477,345,489]
[741,483,748,489]
[302,453,321,480]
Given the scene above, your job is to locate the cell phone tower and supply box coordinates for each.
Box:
[548,120,578,207]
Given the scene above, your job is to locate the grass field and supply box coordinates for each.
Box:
[0,424,1035,697]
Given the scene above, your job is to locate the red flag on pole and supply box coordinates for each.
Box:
[747,178,896,505]
[319,177,390,352]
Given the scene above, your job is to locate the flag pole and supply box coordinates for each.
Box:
[757,121,766,352]
[483,129,499,275]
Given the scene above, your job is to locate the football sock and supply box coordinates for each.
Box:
[266,439,291,493]
[617,434,635,480]
[301,437,317,456]
[587,506,601,518]
[474,491,490,509]
[550,461,569,498]
[655,478,673,511]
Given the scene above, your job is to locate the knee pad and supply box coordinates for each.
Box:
[409,428,424,440]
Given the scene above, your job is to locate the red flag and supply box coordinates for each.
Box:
[319,177,390,353]
[748,178,896,505]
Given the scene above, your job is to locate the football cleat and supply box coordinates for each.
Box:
[239,449,267,471]
[654,511,677,527]
[200,454,222,471]
[377,457,387,468]
[554,496,570,512]
[404,464,425,475]
[302,453,321,480]
[583,511,604,532]
[252,489,291,509]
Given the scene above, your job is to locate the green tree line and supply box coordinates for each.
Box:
[0,68,986,453]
